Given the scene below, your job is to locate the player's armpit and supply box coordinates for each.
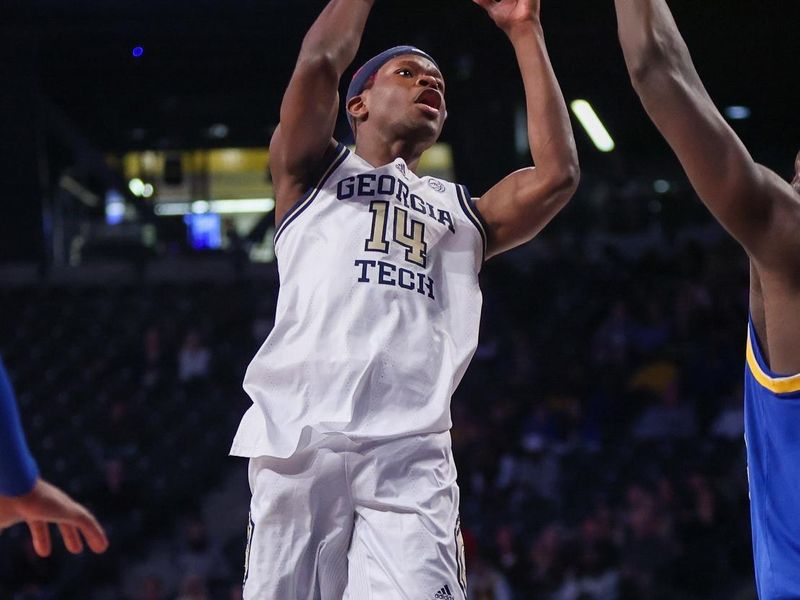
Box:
[475,165,578,259]
[748,165,800,275]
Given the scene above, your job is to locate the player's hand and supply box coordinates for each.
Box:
[792,151,800,194]
[0,478,109,557]
[472,0,540,34]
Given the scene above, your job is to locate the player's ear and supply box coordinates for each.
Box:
[347,94,368,124]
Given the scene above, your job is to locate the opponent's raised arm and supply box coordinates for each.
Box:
[614,0,800,270]
[472,0,579,259]
[270,0,375,221]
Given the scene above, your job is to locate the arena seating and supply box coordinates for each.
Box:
[0,180,758,599]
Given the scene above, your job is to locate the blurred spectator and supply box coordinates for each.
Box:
[174,574,209,600]
[464,528,513,600]
[631,300,670,355]
[250,313,274,347]
[137,575,167,600]
[632,384,697,441]
[142,325,168,389]
[497,442,561,504]
[227,583,243,600]
[711,385,745,441]
[174,515,229,587]
[591,301,634,368]
[467,556,513,600]
[619,482,676,597]
[178,331,211,383]
[553,528,620,600]
[523,524,569,597]
[91,458,143,549]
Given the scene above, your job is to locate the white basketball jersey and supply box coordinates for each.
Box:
[231,143,487,459]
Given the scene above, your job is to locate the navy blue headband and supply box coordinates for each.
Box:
[346,45,439,132]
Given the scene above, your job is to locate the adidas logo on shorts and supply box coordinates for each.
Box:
[433,584,455,600]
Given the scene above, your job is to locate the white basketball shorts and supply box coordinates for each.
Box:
[242,431,467,600]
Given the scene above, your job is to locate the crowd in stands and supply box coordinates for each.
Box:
[0,177,757,599]
[0,283,257,598]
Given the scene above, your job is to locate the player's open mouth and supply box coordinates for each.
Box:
[415,89,443,115]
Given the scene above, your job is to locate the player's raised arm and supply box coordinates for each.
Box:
[471,0,579,259]
[270,0,376,224]
[613,0,800,271]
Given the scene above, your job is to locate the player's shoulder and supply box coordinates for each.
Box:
[274,141,350,236]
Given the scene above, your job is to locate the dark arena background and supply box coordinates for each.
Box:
[1,0,798,598]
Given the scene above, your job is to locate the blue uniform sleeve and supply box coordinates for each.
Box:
[0,357,39,496]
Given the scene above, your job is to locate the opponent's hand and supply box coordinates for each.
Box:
[0,478,109,557]
[472,0,540,34]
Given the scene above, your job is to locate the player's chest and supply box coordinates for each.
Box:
[327,169,461,259]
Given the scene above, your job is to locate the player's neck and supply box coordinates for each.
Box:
[354,135,425,172]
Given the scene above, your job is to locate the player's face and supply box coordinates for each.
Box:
[363,55,447,144]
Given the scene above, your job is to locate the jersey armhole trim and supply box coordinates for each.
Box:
[746,320,800,394]
[274,143,350,245]
[456,184,487,264]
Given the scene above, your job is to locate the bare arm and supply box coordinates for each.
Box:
[270,0,375,224]
[1,479,109,557]
[614,0,800,272]
[472,0,579,259]
[0,359,107,557]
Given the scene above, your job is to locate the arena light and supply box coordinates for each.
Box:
[210,199,275,214]
[154,203,191,216]
[142,183,155,198]
[192,200,211,214]
[128,178,145,196]
[154,198,275,216]
[570,99,615,153]
[207,123,230,139]
[724,106,751,120]
[653,179,671,194]
[105,190,126,225]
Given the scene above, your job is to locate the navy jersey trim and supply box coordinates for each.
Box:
[454,516,467,597]
[243,511,254,586]
[274,143,350,246]
[456,184,487,263]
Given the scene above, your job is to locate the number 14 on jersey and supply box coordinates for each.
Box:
[365,201,428,268]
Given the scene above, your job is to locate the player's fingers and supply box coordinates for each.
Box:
[58,522,84,554]
[27,520,52,557]
[74,510,109,553]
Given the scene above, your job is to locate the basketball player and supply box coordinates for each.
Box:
[0,357,108,557]
[614,1,800,597]
[230,0,578,597]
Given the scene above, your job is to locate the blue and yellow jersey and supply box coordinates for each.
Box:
[745,319,800,599]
